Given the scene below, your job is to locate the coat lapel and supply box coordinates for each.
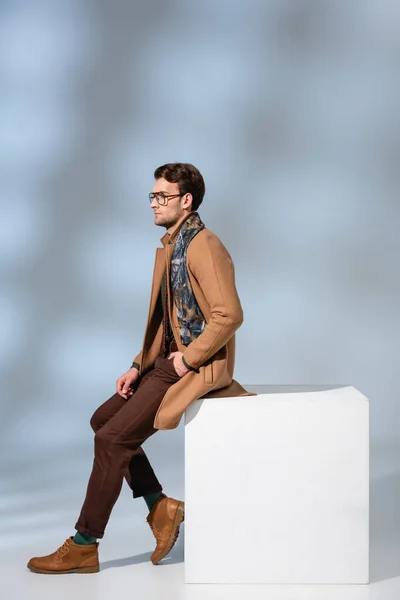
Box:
[148,247,166,321]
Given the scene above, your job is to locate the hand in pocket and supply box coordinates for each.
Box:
[168,351,190,377]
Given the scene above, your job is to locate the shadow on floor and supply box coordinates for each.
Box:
[100,538,184,570]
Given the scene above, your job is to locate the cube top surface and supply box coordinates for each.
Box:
[243,384,350,394]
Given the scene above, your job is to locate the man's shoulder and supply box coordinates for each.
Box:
[187,226,232,262]
[189,226,228,250]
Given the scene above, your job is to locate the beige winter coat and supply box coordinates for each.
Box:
[132,212,252,429]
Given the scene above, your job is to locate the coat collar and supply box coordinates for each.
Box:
[160,211,196,247]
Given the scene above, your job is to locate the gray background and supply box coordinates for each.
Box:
[1,0,399,480]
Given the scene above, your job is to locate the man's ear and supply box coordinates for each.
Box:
[183,193,193,210]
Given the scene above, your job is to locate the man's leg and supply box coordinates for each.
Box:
[74,356,180,539]
[89,375,163,500]
[87,368,184,564]
[72,376,163,547]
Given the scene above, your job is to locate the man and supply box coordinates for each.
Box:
[27,162,250,575]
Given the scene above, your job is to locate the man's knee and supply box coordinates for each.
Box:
[90,408,102,432]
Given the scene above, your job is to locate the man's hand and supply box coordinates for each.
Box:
[116,367,140,399]
[168,351,190,378]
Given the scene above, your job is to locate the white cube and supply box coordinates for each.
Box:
[184,385,369,584]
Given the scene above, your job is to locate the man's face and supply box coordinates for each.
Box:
[150,177,192,229]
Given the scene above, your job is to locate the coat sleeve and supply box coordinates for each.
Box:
[182,230,243,370]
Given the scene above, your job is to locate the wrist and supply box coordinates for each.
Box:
[182,356,193,371]
[182,355,199,373]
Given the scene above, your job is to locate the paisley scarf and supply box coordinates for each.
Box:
[170,212,206,345]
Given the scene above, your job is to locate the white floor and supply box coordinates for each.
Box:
[1,439,399,600]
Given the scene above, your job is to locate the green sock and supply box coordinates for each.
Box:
[73,531,97,545]
[144,491,163,512]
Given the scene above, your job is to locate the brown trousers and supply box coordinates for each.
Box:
[75,355,181,538]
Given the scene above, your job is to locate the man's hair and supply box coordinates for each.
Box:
[154,163,205,211]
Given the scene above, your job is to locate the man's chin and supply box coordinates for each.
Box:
[154,216,174,229]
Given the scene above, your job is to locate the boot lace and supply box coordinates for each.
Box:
[56,539,71,558]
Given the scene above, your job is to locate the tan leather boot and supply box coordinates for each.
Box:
[27,537,99,574]
[146,494,184,564]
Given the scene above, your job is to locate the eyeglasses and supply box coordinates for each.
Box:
[149,192,184,206]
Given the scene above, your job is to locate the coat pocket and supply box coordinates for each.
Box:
[203,361,213,385]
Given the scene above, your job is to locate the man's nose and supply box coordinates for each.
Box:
[150,197,158,209]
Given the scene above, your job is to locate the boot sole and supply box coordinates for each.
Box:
[152,501,185,565]
[27,563,100,574]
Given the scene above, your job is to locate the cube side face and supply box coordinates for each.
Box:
[184,391,369,584]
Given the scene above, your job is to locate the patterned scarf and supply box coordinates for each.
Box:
[170,212,206,345]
